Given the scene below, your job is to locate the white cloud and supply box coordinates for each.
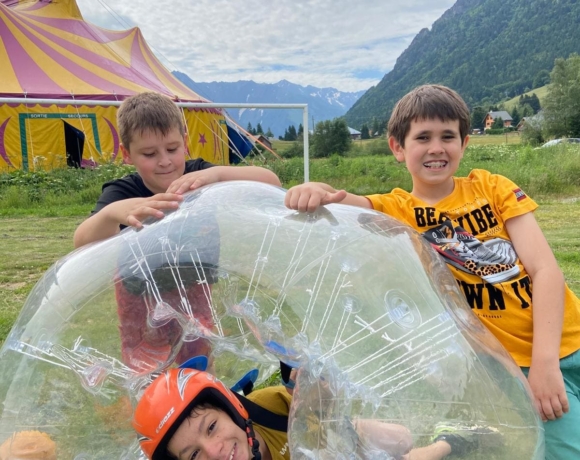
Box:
[77,0,455,92]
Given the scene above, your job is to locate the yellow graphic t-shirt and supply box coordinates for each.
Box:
[247,386,291,460]
[367,169,580,366]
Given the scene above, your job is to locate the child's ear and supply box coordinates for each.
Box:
[462,135,470,150]
[388,136,405,163]
[182,133,191,159]
[120,144,133,165]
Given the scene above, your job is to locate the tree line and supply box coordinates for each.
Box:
[278,124,304,141]
[246,122,273,138]
[359,118,386,139]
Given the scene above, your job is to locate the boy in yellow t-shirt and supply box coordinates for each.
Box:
[285,84,580,459]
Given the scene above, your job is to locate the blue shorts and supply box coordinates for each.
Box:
[521,349,580,460]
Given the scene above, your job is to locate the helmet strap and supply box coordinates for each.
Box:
[245,420,261,460]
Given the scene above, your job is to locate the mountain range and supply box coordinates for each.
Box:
[173,71,365,137]
[345,0,580,128]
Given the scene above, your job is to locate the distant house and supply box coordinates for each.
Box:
[517,117,529,131]
[484,111,513,130]
[348,127,361,140]
[517,111,544,131]
[255,134,273,150]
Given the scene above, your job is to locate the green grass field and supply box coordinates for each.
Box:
[0,217,79,343]
[274,133,522,151]
[467,133,521,145]
[0,202,579,347]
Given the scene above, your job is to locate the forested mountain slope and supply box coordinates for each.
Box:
[346,0,580,127]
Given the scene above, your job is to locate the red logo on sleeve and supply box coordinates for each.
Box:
[513,188,527,201]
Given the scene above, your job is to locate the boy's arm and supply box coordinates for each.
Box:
[285,182,372,212]
[73,194,182,248]
[353,419,412,459]
[166,165,281,194]
[505,211,569,421]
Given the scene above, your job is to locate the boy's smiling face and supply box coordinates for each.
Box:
[167,407,252,460]
[121,127,187,194]
[389,118,468,200]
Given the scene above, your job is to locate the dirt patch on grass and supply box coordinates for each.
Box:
[0,282,27,291]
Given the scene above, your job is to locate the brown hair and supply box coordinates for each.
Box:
[117,92,185,151]
[388,84,470,146]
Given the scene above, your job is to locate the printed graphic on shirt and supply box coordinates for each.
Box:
[413,203,499,237]
[513,188,527,202]
[422,220,520,284]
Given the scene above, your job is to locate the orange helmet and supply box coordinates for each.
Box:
[132,368,260,459]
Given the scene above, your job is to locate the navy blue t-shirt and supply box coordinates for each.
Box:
[92,158,215,216]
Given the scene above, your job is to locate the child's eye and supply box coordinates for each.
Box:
[208,421,216,435]
[189,449,199,460]
[142,152,155,157]
[167,148,177,153]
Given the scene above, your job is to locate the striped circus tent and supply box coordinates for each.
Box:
[0,0,229,172]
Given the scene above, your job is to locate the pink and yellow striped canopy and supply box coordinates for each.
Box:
[0,0,207,102]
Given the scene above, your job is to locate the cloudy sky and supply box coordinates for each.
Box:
[77,0,456,93]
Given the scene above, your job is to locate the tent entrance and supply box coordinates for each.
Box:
[63,121,85,168]
[18,112,102,171]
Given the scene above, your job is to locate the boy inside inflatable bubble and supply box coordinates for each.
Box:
[114,210,221,373]
[132,367,504,460]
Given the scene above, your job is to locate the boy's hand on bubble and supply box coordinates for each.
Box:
[285,183,347,212]
[166,169,222,195]
[121,194,182,229]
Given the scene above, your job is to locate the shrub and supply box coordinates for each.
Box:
[485,129,507,135]
[278,142,303,159]
[363,138,392,156]
[347,143,366,157]
[269,157,304,186]
[310,118,351,158]
[0,164,134,212]
[520,122,545,146]
[1,186,32,208]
